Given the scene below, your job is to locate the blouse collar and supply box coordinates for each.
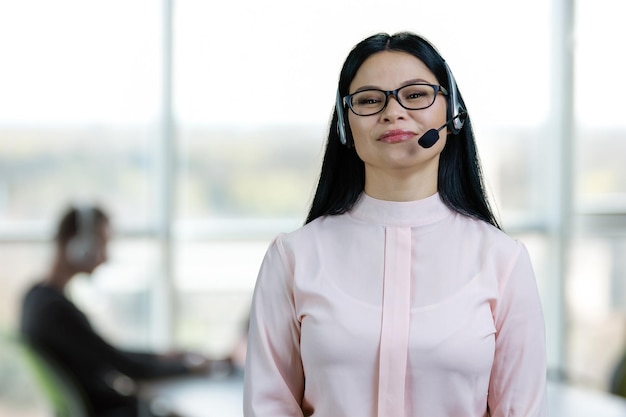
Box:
[349,192,453,227]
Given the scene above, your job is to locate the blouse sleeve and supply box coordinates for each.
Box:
[488,242,549,416]
[243,235,305,417]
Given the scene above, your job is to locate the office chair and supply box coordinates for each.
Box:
[611,352,626,398]
[17,338,91,417]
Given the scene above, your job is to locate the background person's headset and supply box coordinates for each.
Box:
[66,206,99,268]
[336,61,466,147]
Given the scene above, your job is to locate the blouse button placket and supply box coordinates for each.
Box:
[377,226,412,417]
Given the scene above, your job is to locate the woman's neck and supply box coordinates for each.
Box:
[363,167,438,202]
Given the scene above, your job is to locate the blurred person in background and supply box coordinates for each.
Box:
[20,205,228,417]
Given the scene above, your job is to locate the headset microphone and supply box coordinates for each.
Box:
[417,111,467,149]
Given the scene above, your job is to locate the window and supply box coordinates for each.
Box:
[568,0,626,390]
[0,1,164,348]
[1,0,623,403]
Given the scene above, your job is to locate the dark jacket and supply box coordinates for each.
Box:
[20,283,190,416]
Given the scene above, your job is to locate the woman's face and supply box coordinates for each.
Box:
[347,50,448,184]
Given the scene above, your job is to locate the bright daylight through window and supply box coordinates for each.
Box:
[0,1,625,415]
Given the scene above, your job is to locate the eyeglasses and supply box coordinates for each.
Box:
[343,83,448,116]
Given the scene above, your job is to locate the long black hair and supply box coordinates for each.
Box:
[305,32,500,230]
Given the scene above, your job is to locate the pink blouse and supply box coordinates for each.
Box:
[244,193,548,417]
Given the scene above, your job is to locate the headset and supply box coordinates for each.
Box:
[66,206,99,268]
[336,90,350,147]
[335,60,466,146]
[444,61,466,135]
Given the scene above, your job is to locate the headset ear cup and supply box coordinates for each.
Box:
[336,90,351,147]
[444,62,466,135]
[66,235,98,267]
[338,122,354,148]
[66,207,98,268]
[337,117,347,146]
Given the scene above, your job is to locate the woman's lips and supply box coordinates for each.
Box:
[378,129,417,144]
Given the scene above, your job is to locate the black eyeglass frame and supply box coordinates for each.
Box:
[343,83,449,116]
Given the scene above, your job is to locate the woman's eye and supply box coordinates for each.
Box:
[356,96,382,106]
[402,87,430,100]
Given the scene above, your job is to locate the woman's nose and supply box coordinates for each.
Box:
[380,95,406,121]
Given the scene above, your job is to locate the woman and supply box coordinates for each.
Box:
[244,32,548,417]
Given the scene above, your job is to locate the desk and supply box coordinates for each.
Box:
[139,370,244,417]
[141,371,626,417]
[547,382,626,417]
